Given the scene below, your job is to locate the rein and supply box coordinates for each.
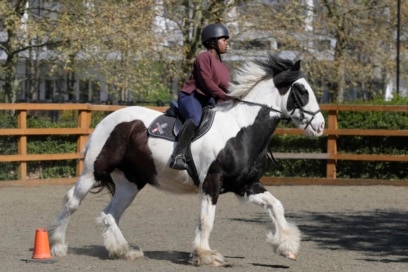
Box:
[233,88,321,130]
[233,98,294,124]
[233,98,283,115]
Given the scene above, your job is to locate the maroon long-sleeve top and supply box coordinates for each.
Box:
[181,51,230,102]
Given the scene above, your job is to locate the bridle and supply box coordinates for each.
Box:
[287,85,321,130]
[233,82,321,130]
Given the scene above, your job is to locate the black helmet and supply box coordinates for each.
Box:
[201,23,229,46]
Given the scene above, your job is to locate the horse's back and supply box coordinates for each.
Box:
[103,106,161,127]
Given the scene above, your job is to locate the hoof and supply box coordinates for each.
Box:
[281,251,297,261]
[124,249,144,260]
[51,243,68,257]
[191,249,226,266]
[109,247,144,260]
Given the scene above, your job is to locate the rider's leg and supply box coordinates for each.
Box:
[169,119,197,169]
[169,92,201,170]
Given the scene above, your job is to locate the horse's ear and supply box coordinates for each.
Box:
[293,60,301,71]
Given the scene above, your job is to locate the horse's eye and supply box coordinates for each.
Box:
[297,85,308,95]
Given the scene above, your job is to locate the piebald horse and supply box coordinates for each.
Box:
[49,54,325,266]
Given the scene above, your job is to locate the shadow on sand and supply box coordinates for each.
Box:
[68,209,407,265]
[232,209,408,263]
[296,209,408,263]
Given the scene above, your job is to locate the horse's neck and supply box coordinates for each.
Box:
[235,79,281,116]
[224,99,281,129]
[245,79,280,103]
[227,104,266,126]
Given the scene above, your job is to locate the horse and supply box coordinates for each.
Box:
[48,54,325,266]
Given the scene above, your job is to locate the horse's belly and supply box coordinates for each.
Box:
[147,138,197,193]
[154,170,198,194]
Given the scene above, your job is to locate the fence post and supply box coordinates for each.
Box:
[76,108,91,176]
[17,110,28,180]
[326,110,338,179]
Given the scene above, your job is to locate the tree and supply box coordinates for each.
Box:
[229,0,407,102]
[0,0,64,102]
[53,0,159,103]
[151,0,235,99]
[1,0,406,104]
[313,0,397,102]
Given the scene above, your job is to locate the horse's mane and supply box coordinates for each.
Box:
[228,54,303,98]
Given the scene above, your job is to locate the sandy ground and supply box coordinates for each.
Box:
[0,184,407,272]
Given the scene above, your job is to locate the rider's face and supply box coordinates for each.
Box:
[217,37,229,54]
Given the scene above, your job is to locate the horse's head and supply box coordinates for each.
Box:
[281,62,325,136]
[228,55,325,136]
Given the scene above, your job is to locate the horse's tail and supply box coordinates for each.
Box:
[76,132,115,195]
[91,121,138,196]
[91,140,117,196]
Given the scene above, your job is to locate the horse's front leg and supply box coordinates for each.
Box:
[244,182,300,260]
[191,184,225,266]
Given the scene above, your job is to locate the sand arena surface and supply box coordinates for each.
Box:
[0,184,407,272]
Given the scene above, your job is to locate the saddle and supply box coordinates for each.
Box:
[147,102,215,142]
[147,103,215,186]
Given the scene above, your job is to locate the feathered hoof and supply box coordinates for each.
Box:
[191,249,227,267]
[51,242,68,257]
[109,247,144,260]
[124,249,144,260]
[266,223,300,261]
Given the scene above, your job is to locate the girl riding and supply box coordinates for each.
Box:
[169,23,231,170]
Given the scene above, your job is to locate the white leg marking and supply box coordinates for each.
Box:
[49,172,95,256]
[191,194,225,266]
[193,194,215,251]
[247,191,300,260]
[98,170,143,260]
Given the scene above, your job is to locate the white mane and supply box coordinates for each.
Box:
[228,61,268,99]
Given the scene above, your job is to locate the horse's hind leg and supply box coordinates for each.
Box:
[49,172,96,256]
[97,169,143,260]
[243,182,300,260]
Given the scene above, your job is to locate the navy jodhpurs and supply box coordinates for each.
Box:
[177,91,214,126]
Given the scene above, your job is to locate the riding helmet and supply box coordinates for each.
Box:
[201,23,229,46]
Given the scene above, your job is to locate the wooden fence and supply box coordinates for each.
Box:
[0,103,407,186]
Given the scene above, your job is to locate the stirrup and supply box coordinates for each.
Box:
[170,155,188,170]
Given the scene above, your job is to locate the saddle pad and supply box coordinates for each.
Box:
[147,109,215,142]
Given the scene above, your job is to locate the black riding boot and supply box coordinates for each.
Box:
[169,120,197,170]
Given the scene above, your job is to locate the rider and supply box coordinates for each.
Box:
[169,23,231,170]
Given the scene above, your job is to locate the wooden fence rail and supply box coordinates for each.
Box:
[0,103,407,186]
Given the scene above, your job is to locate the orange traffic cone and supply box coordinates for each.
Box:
[32,228,52,259]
